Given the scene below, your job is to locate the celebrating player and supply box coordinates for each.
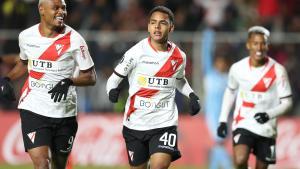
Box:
[217,26,292,169]
[0,0,96,168]
[106,6,201,169]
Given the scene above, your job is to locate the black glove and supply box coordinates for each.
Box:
[109,88,120,103]
[217,122,228,138]
[0,77,16,101]
[254,112,270,124]
[48,78,73,103]
[189,92,201,116]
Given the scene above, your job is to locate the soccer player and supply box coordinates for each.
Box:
[204,54,233,169]
[106,6,201,169]
[217,26,292,169]
[0,0,96,169]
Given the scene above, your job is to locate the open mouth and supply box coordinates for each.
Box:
[153,31,162,37]
[255,51,262,56]
[55,16,64,23]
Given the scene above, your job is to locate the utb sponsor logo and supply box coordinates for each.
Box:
[138,76,169,87]
[29,59,53,69]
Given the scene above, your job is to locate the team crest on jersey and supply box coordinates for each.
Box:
[171,60,178,71]
[263,78,272,88]
[128,150,134,161]
[55,44,64,55]
[27,131,36,144]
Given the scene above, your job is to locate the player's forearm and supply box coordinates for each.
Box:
[6,59,28,80]
[266,97,292,119]
[106,72,124,95]
[219,88,236,123]
[71,67,96,86]
[1,54,19,65]
[176,77,194,97]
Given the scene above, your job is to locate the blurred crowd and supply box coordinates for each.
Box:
[0,0,300,115]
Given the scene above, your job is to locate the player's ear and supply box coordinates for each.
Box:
[246,40,250,50]
[147,23,150,33]
[39,5,45,16]
[169,24,174,33]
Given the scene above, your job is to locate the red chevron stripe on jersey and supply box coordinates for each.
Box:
[20,31,71,103]
[126,47,184,118]
[251,64,276,92]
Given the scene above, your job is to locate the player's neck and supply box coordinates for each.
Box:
[250,57,268,68]
[39,23,65,38]
[149,38,169,52]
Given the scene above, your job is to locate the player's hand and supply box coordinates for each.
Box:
[0,77,16,101]
[254,112,269,124]
[188,92,201,116]
[217,122,228,138]
[109,88,120,103]
[48,78,73,103]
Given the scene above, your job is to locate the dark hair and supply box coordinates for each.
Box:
[148,6,174,25]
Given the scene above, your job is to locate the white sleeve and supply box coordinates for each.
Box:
[266,66,293,118]
[219,65,238,122]
[18,33,27,60]
[227,65,238,90]
[106,72,124,95]
[73,33,94,70]
[176,51,186,79]
[176,77,194,97]
[219,88,236,122]
[276,66,292,98]
[267,97,292,119]
[114,51,136,77]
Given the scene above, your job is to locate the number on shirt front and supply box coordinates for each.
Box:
[159,132,176,147]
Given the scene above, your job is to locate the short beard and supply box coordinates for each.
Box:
[54,24,65,33]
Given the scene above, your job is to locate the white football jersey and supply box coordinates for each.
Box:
[228,57,292,138]
[18,24,94,118]
[115,38,186,130]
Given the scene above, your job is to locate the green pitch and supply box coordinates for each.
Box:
[0,164,204,169]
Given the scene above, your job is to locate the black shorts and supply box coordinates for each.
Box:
[233,128,276,164]
[20,109,78,155]
[122,126,181,166]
